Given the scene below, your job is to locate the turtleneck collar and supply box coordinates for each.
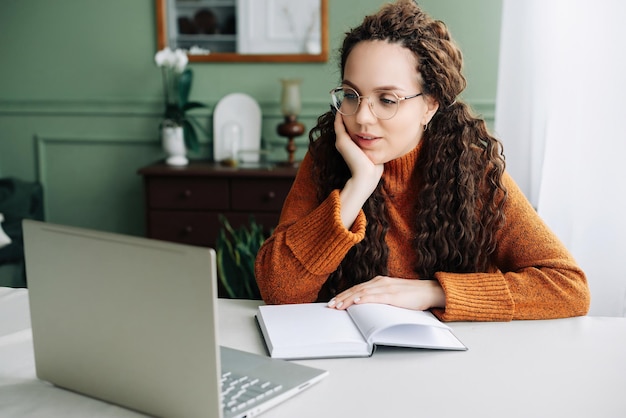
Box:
[382,141,423,194]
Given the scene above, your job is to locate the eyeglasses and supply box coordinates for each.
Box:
[330,86,423,120]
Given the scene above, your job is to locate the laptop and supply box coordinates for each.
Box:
[22,220,328,418]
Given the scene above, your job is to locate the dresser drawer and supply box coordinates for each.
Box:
[147,177,229,210]
[148,211,281,247]
[231,179,293,212]
[139,161,298,249]
[148,211,220,247]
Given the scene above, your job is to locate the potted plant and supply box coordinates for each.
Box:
[216,215,272,300]
[154,47,207,156]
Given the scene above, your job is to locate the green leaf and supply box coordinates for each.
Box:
[220,214,236,237]
[186,114,210,139]
[178,68,192,107]
[216,229,237,298]
[164,104,183,123]
[182,101,207,111]
[182,120,199,152]
[215,215,270,300]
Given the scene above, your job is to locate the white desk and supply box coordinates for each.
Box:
[1,288,625,418]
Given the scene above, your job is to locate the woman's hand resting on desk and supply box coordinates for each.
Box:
[327,276,446,311]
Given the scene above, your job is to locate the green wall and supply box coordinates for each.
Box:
[0,0,502,236]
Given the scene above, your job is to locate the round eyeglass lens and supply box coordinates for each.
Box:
[331,87,401,120]
[331,88,357,116]
[372,90,401,119]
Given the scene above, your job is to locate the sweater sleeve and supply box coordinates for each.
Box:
[431,172,590,322]
[255,153,367,304]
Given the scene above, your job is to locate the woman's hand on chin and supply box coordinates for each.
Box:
[334,112,384,229]
[334,112,383,191]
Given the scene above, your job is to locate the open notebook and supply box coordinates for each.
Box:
[22,220,327,418]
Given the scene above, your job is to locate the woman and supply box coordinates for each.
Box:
[255,0,590,321]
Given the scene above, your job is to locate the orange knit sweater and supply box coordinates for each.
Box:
[255,145,590,321]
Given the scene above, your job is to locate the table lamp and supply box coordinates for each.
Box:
[276,79,305,167]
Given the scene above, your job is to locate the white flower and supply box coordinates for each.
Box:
[173,48,188,73]
[155,47,174,67]
[155,47,188,73]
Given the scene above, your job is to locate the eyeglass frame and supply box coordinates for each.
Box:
[329,86,424,120]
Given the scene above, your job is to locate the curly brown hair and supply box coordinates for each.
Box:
[309,0,507,296]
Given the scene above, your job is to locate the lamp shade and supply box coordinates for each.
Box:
[280,79,302,116]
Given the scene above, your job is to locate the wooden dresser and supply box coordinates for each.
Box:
[138,161,298,248]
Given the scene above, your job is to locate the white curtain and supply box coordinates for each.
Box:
[495,0,626,317]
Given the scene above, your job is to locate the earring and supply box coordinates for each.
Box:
[423,122,429,131]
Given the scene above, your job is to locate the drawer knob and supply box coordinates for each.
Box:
[183,225,193,234]
[182,189,192,198]
[265,191,276,200]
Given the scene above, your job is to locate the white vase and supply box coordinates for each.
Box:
[162,122,188,166]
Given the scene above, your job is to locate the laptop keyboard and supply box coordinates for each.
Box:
[221,371,283,414]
